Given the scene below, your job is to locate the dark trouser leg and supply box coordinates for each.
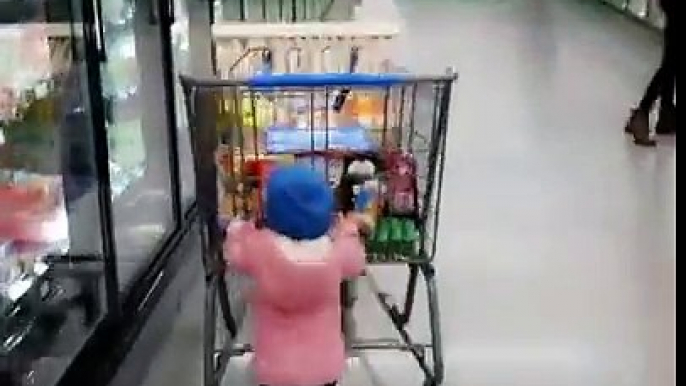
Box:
[638,67,665,113]
[627,18,675,144]
[638,19,676,113]
[655,20,677,134]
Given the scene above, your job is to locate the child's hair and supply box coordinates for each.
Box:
[264,165,334,240]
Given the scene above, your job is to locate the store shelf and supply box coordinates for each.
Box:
[0,23,84,38]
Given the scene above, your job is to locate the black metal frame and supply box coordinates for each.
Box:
[180,69,457,386]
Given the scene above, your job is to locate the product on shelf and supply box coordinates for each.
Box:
[0,175,67,244]
[0,244,21,296]
[1,83,61,174]
[0,240,53,308]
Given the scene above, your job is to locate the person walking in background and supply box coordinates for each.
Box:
[625,0,676,146]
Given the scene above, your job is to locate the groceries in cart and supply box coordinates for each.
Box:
[211,79,425,258]
[217,148,421,259]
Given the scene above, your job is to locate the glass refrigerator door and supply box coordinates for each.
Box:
[97,0,178,290]
[169,0,195,209]
[1,1,111,384]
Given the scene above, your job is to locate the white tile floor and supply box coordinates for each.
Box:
[141,1,676,385]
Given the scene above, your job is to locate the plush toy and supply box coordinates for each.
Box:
[337,158,380,231]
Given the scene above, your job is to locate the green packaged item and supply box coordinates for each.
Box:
[366,216,388,259]
[389,217,403,243]
[400,219,418,256]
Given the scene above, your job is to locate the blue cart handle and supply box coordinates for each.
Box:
[248,73,406,88]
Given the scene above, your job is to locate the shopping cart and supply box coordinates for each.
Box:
[181,69,456,386]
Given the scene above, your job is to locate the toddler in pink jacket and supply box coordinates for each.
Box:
[225,165,366,386]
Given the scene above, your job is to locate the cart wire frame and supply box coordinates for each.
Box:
[180,71,457,386]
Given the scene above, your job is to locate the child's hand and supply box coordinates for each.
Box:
[336,213,358,234]
[224,217,255,237]
[226,218,247,234]
[336,213,372,236]
[223,218,259,274]
[354,212,375,233]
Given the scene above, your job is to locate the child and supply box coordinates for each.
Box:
[225,164,367,386]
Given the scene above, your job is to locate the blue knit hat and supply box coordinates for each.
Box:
[264,164,334,240]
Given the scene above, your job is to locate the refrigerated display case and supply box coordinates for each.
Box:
[0,3,113,385]
[0,0,200,385]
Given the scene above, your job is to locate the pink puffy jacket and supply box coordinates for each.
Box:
[225,220,365,385]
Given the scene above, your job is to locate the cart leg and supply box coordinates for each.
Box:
[366,263,444,385]
[399,264,420,325]
[205,272,237,386]
[422,263,444,385]
[217,274,238,337]
[204,274,219,386]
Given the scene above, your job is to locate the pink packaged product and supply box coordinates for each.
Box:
[384,150,418,217]
[0,178,65,243]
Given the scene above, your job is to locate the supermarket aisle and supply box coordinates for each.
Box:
[141,1,675,386]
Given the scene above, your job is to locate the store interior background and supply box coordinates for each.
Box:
[0,0,675,386]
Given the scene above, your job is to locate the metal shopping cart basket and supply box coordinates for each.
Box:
[181,69,456,386]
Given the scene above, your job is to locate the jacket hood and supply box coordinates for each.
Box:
[256,236,340,312]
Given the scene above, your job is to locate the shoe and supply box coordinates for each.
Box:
[655,103,676,135]
[625,109,656,147]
